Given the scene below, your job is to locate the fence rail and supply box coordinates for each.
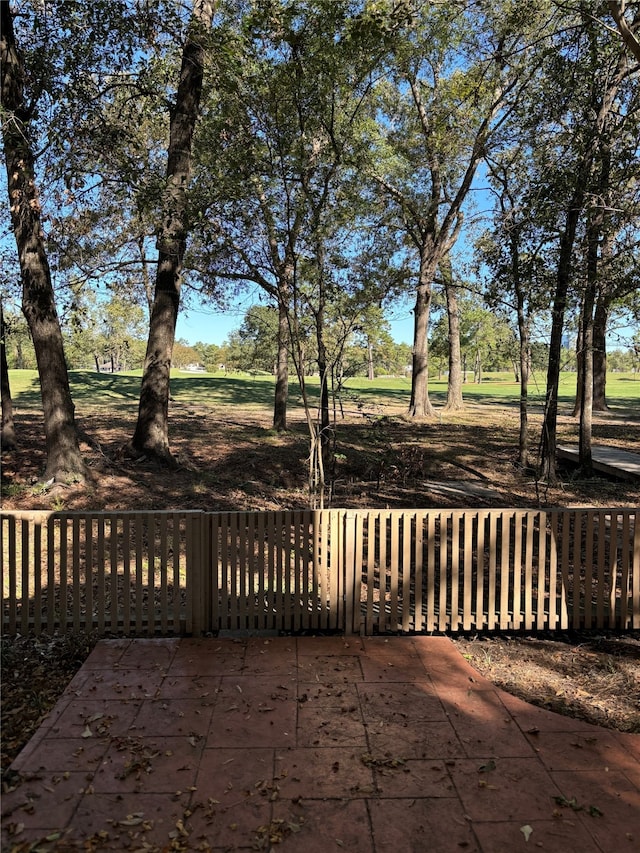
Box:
[2,507,638,637]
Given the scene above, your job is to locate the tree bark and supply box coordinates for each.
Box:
[1,3,84,480]
[516,290,531,469]
[592,298,609,411]
[441,256,464,412]
[132,0,214,461]
[408,250,437,418]
[1,303,16,450]
[573,321,584,418]
[273,297,289,431]
[540,200,582,481]
[578,277,595,473]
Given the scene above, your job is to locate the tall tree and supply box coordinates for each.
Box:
[371,1,545,419]
[1,2,85,481]
[538,11,631,481]
[191,0,404,449]
[132,0,215,462]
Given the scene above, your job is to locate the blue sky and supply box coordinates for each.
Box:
[175,292,417,347]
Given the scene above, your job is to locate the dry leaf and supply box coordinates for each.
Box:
[520,824,533,842]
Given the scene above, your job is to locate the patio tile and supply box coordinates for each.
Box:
[297,636,364,656]
[70,667,161,699]
[359,658,431,682]
[48,698,143,739]
[447,756,563,822]
[551,769,640,849]
[243,637,297,675]
[524,729,639,775]
[371,758,457,798]
[206,685,297,748]
[296,654,364,683]
[72,790,192,850]
[274,798,374,852]
[217,674,298,708]
[369,796,480,853]
[156,673,222,700]
[80,639,131,669]
[117,636,180,670]
[362,636,423,659]
[131,697,216,738]
[185,794,272,849]
[617,732,640,763]
[195,747,275,801]
[10,736,110,775]
[498,691,609,733]
[93,734,204,794]
[1,770,88,830]
[297,703,367,748]
[298,681,360,706]
[275,747,376,798]
[472,819,604,853]
[168,638,246,676]
[365,718,466,760]
[358,681,446,722]
[438,686,537,757]
[413,635,487,686]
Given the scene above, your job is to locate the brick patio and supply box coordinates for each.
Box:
[2,636,639,851]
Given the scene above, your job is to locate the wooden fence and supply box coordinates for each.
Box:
[2,507,638,637]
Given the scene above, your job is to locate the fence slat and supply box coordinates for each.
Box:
[499,512,510,630]
[548,512,558,631]
[475,513,485,631]
[33,519,42,635]
[559,511,570,630]
[633,510,640,630]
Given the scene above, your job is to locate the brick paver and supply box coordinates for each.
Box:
[2,636,638,851]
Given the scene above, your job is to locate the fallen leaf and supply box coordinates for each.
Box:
[119,814,145,827]
[82,725,93,738]
[520,824,533,842]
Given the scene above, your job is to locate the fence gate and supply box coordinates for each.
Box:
[195,510,348,634]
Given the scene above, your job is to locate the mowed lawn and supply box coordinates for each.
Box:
[8,367,640,415]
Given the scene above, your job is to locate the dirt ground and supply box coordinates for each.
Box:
[2,398,640,774]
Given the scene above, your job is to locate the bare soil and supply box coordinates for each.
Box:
[2,398,640,774]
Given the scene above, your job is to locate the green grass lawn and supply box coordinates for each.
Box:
[8,368,639,414]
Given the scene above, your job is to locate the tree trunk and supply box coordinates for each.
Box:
[1,303,16,450]
[273,297,289,431]
[408,251,436,419]
[573,321,584,418]
[474,350,482,384]
[316,320,330,446]
[441,257,464,412]
[1,3,84,481]
[540,201,581,482]
[578,281,595,473]
[592,297,608,411]
[367,341,374,381]
[516,291,530,469]
[132,0,213,461]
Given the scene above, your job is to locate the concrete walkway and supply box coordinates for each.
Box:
[2,636,639,852]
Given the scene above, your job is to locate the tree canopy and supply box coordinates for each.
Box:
[1,0,638,494]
